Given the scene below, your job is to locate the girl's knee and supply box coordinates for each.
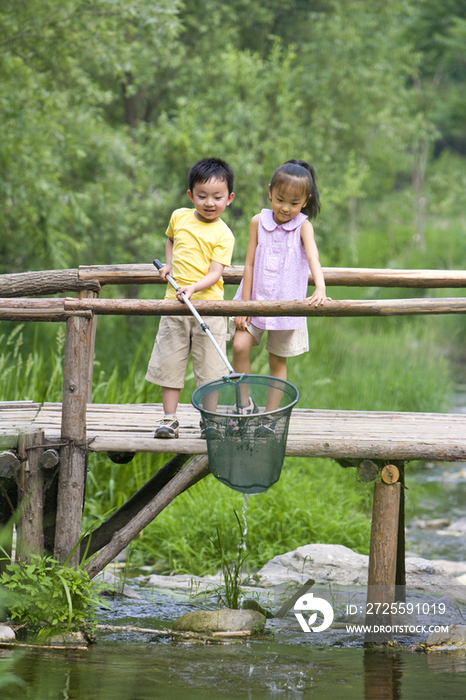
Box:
[233,331,252,356]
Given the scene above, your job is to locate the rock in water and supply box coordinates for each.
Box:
[0,625,15,641]
[173,607,266,634]
[426,624,466,647]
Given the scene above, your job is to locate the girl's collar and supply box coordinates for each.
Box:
[261,208,307,232]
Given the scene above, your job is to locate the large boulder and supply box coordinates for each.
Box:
[255,544,369,587]
[172,607,266,635]
[426,624,466,648]
[0,625,15,641]
[405,558,466,602]
[255,544,466,601]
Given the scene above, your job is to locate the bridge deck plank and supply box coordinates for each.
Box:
[1,402,465,461]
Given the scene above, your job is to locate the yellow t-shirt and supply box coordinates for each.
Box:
[165,208,234,301]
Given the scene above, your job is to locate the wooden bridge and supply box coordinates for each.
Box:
[3,400,466,462]
[2,263,466,643]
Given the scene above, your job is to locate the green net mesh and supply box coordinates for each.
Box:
[191,374,299,494]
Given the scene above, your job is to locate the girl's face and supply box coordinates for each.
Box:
[268,180,309,225]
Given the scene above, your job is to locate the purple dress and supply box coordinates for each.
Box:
[235,208,309,330]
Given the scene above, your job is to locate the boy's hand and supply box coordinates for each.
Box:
[177,284,197,301]
[306,289,332,306]
[158,264,172,280]
[234,316,251,331]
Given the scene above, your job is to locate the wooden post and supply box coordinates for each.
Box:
[54,309,93,566]
[364,480,401,645]
[78,290,98,402]
[16,429,45,560]
[395,462,406,602]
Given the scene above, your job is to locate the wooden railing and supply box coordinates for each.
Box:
[3,263,466,298]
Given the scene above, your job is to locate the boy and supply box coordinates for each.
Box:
[146,157,235,438]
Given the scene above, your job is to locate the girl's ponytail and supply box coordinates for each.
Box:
[284,159,321,219]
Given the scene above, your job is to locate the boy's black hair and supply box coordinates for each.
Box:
[270,159,320,219]
[188,157,235,194]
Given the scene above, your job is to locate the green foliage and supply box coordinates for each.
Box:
[0,554,105,637]
[210,513,248,610]
[2,0,465,270]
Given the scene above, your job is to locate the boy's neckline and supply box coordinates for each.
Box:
[193,209,220,224]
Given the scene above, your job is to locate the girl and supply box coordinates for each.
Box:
[231,159,330,432]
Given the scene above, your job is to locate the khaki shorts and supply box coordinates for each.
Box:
[229,318,309,358]
[146,315,228,389]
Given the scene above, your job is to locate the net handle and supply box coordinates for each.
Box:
[153,259,241,380]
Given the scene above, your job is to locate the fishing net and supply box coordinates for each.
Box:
[191,374,299,494]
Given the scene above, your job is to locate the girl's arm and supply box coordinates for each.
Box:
[301,221,331,306]
[235,215,259,331]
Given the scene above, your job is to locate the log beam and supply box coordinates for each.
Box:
[64,296,466,318]
[0,269,100,297]
[77,264,466,289]
[2,296,466,322]
[3,264,466,299]
[0,451,20,479]
[85,455,210,579]
[80,453,191,559]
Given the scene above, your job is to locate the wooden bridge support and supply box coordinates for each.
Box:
[364,478,402,645]
[86,454,210,579]
[16,429,45,561]
[80,453,190,560]
[54,306,94,566]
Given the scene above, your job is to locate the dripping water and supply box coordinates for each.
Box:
[239,493,249,552]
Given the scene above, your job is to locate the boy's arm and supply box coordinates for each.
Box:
[235,215,259,331]
[158,238,174,280]
[177,261,225,300]
[301,221,331,306]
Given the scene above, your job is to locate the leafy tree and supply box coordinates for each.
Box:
[0,0,181,272]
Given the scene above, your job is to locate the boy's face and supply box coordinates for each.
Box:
[187,177,235,223]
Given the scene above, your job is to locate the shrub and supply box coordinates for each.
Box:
[0,554,105,639]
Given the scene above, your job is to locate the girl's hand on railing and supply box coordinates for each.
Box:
[306,289,332,306]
